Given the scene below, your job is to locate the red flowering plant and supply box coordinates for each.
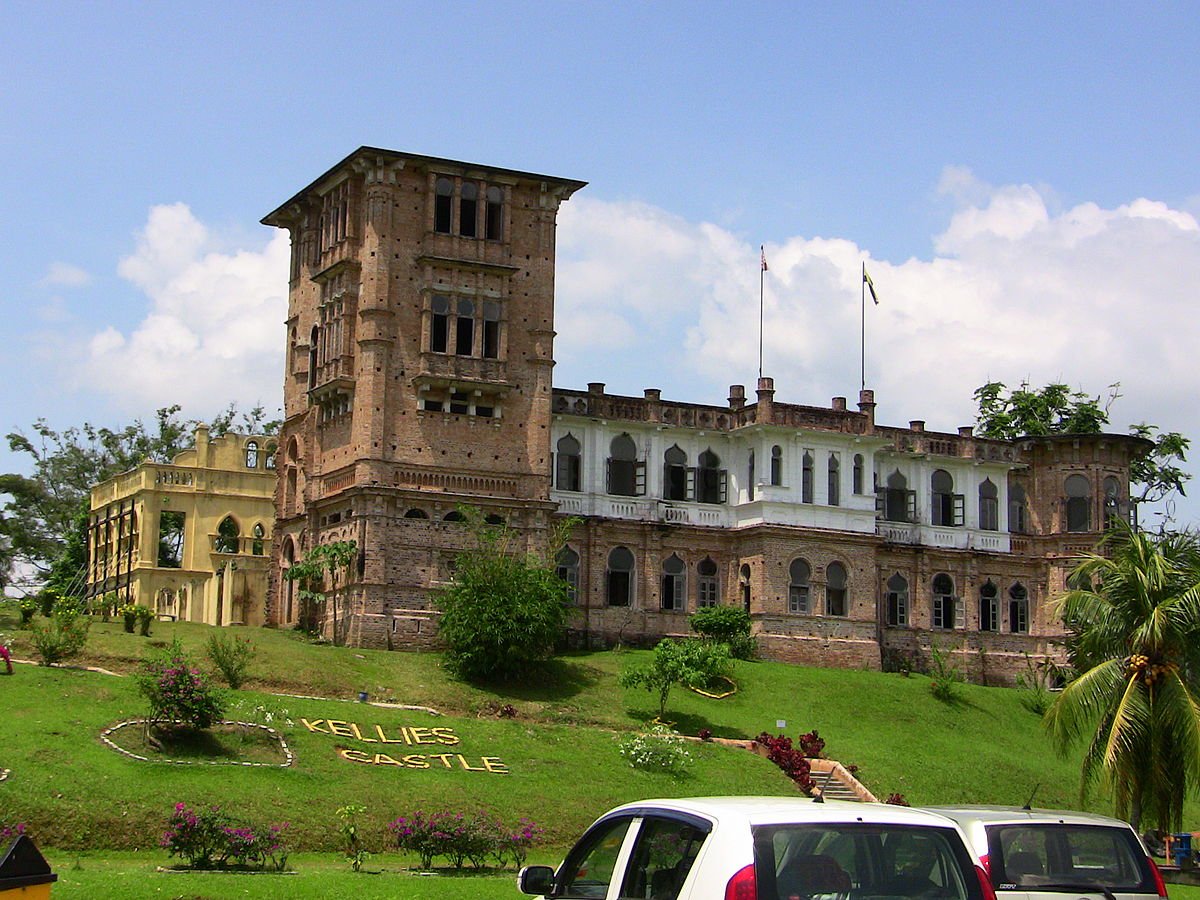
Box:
[797,730,826,758]
[753,732,815,793]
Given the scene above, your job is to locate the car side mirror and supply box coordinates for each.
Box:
[518,864,556,895]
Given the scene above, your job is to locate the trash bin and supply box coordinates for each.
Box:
[1173,832,1192,868]
[0,834,57,898]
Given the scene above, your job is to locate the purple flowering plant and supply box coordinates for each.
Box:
[388,809,542,871]
[162,802,289,870]
[1,823,26,844]
[136,639,225,730]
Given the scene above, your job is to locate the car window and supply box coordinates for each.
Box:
[753,824,979,900]
[618,816,709,900]
[988,825,1152,893]
[560,817,634,899]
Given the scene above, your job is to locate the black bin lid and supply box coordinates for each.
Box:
[0,834,58,888]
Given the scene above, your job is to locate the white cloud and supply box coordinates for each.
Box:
[73,204,289,413]
[38,262,92,289]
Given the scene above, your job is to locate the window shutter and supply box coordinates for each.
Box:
[550,452,556,488]
[906,490,917,523]
[718,470,728,504]
[686,467,696,501]
[635,460,647,496]
[954,598,965,629]
[953,493,965,526]
[875,491,885,517]
[605,459,613,494]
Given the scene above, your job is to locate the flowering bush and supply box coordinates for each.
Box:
[698,728,713,741]
[619,723,693,775]
[161,802,288,870]
[754,732,814,793]
[18,598,37,626]
[798,729,826,758]
[388,809,542,870]
[885,793,911,807]
[1,823,26,843]
[29,608,89,666]
[136,639,225,730]
[120,603,139,633]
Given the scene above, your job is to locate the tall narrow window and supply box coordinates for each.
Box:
[663,445,688,501]
[801,451,814,503]
[430,295,450,353]
[482,301,501,359]
[883,471,914,522]
[455,298,475,356]
[245,441,259,469]
[932,470,955,526]
[556,547,580,602]
[308,325,319,390]
[1104,476,1122,529]
[853,454,864,495]
[747,450,755,502]
[827,454,840,506]
[216,516,239,554]
[556,435,582,491]
[931,573,956,629]
[607,434,640,496]
[979,478,999,531]
[788,558,811,614]
[980,580,999,632]
[459,182,478,237]
[158,511,185,568]
[485,186,503,240]
[771,445,783,486]
[826,563,848,616]
[607,547,634,607]
[264,443,277,470]
[697,557,719,607]
[886,573,908,626]
[1009,583,1029,633]
[661,554,685,611]
[434,177,453,233]
[740,564,752,612]
[1009,483,1028,533]
[1065,474,1091,532]
[697,449,725,504]
[251,523,265,556]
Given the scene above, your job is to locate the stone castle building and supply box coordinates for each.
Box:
[87,426,276,626]
[262,147,1147,682]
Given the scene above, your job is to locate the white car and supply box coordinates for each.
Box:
[518,796,996,900]
[926,806,1168,900]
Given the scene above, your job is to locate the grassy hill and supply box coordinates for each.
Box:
[1,602,1189,858]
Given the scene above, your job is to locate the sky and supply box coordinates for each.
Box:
[2,2,1199,529]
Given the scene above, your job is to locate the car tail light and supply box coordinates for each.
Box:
[975,864,998,900]
[726,863,757,900]
[979,853,990,875]
[1149,856,1168,899]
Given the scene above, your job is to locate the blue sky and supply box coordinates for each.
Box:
[3,2,1198,529]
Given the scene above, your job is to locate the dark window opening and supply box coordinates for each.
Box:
[827,454,840,506]
[1009,583,1029,633]
[216,516,239,554]
[449,392,470,414]
[853,453,864,494]
[697,449,725,504]
[158,511,185,568]
[455,298,475,356]
[980,479,999,531]
[664,445,688,501]
[826,562,848,616]
[697,557,719,607]
[932,572,957,629]
[556,435,582,491]
[485,186,503,240]
[483,301,501,359]
[1065,474,1091,532]
[607,434,642,496]
[789,558,811,614]
[661,554,685,611]
[980,581,999,632]
[430,295,450,353]
[802,451,814,503]
[771,445,783,486]
[886,573,908,626]
[607,546,634,606]
[459,182,477,237]
[434,177,453,233]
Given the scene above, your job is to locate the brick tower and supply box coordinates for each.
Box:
[263,148,586,647]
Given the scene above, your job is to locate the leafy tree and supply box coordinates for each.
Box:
[974,380,1190,516]
[283,540,359,642]
[434,507,576,681]
[620,637,733,719]
[1045,524,1200,831]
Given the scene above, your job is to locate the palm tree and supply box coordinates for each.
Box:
[1045,523,1200,831]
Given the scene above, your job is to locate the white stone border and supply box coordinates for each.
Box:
[0,768,9,782]
[99,719,294,768]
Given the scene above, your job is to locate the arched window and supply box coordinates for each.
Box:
[980,580,999,632]
[1009,483,1028,533]
[264,443,277,470]
[770,445,783,486]
[444,510,466,522]
[697,449,725,504]
[739,564,752,612]
[788,559,811,614]
[979,479,999,531]
[886,573,908,626]
[607,434,640,496]
[697,557,719,608]
[485,186,504,240]
[245,440,259,469]
[853,454,864,495]
[251,523,265,556]
[404,508,429,519]
[826,563,848,617]
[932,470,960,526]
[459,182,478,238]
[1009,583,1029,633]
[884,470,913,522]
[455,298,475,356]
[663,445,688,501]
[827,454,840,507]
[485,514,505,526]
[556,547,580,603]
[482,301,501,359]
[556,434,582,492]
[747,450,755,502]
[607,547,634,607]
[931,573,957,629]
[661,554,686,611]
[216,516,240,554]
[1065,475,1091,532]
[801,451,814,503]
[1104,476,1122,529]
[434,176,453,233]
[430,294,450,353]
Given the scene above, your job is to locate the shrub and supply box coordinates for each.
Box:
[754,732,814,793]
[336,804,371,872]
[29,608,89,666]
[37,587,59,618]
[689,605,755,659]
[1,823,26,843]
[388,810,542,871]
[161,802,288,870]
[885,793,911,806]
[620,638,732,718]
[928,642,962,702]
[618,723,693,776]
[120,603,138,634]
[797,729,825,758]
[496,817,543,869]
[18,598,37,627]
[206,631,256,689]
[136,639,225,730]
[135,604,154,636]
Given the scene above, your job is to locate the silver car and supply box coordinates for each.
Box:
[927,806,1168,900]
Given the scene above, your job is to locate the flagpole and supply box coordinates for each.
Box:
[758,246,765,380]
[860,261,866,390]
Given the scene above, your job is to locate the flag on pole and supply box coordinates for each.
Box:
[863,267,879,304]
[761,246,768,272]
